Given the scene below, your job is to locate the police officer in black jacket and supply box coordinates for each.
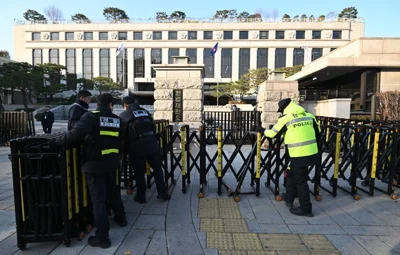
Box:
[120,96,171,203]
[50,93,126,249]
[68,90,92,130]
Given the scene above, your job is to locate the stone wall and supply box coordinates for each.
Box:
[257,81,299,128]
[152,57,204,128]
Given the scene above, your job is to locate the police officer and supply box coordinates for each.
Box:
[68,90,92,130]
[255,98,320,217]
[120,96,171,204]
[50,93,126,248]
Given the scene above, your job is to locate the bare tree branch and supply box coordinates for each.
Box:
[44,5,63,24]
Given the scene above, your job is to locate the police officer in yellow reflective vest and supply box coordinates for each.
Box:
[50,93,126,248]
[255,98,320,217]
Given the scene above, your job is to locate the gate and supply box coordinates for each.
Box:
[0,111,35,146]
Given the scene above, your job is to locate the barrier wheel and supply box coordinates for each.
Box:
[393,180,398,186]
[77,232,85,241]
[86,225,92,233]
[18,244,26,250]
[275,195,282,201]
[315,195,322,201]
[354,194,361,200]
[391,194,398,200]
[126,189,133,195]
[198,192,204,198]
[234,196,241,202]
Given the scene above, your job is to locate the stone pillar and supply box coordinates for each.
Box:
[153,56,205,129]
[257,71,299,128]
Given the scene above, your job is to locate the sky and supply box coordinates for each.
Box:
[1,0,399,59]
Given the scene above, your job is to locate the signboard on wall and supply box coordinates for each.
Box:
[173,89,183,122]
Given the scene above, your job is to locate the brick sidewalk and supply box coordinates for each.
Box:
[0,145,400,254]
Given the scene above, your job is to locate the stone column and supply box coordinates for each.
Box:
[153,56,205,129]
[257,71,299,128]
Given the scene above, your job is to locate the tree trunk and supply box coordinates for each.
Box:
[28,90,34,104]
[11,89,15,104]
[21,90,28,109]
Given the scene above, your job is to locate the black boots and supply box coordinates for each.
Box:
[88,236,111,249]
[281,193,293,208]
[134,194,146,204]
[114,215,128,227]
[157,192,171,200]
[290,207,313,217]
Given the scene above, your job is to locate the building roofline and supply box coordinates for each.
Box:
[287,37,400,81]
[14,17,364,26]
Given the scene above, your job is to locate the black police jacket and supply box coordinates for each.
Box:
[68,99,89,130]
[120,103,158,157]
[56,105,121,174]
[41,111,54,126]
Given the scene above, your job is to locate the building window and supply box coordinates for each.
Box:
[168,48,179,64]
[275,48,286,69]
[65,32,74,40]
[239,49,250,78]
[331,48,337,52]
[296,31,305,39]
[49,49,59,64]
[293,48,304,66]
[134,32,142,40]
[223,31,233,40]
[99,49,110,77]
[50,32,59,41]
[168,31,177,40]
[221,48,232,78]
[333,31,342,39]
[99,32,108,40]
[153,32,162,40]
[203,31,213,40]
[276,31,285,39]
[186,48,197,64]
[32,32,41,41]
[117,49,128,88]
[118,32,127,40]
[257,48,268,68]
[82,49,93,89]
[312,31,321,39]
[66,49,76,90]
[311,48,323,61]
[260,31,269,39]
[203,48,214,78]
[32,49,42,65]
[134,49,145,78]
[151,48,162,78]
[239,31,248,39]
[84,32,93,40]
[188,31,197,40]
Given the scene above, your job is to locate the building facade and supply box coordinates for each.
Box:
[13,19,364,104]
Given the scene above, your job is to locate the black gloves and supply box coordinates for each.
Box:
[255,126,266,134]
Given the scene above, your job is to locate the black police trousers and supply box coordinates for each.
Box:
[86,170,125,239]
[131,152,165,195]
[285,166,312,213]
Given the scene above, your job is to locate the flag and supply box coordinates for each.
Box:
[116,43,124,56]
[210,42,218,57]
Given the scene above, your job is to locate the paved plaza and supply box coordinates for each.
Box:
[0,122,399,254]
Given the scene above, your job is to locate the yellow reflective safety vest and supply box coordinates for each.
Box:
[264,101,320,166]
[86,110,121,160]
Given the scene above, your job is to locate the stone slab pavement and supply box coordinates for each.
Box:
[0,122,399,254]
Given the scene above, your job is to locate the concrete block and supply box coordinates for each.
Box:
[288,224,346,235]
[133,215,165,230]
[326,235,369,255]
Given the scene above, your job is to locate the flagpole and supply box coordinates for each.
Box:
[122,45,125,88]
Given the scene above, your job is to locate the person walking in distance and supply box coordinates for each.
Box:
[120,96,171,203]
[68,90,92,130]
[255,98,321,217]
[49,93,127,248]
[41,105,54,134]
